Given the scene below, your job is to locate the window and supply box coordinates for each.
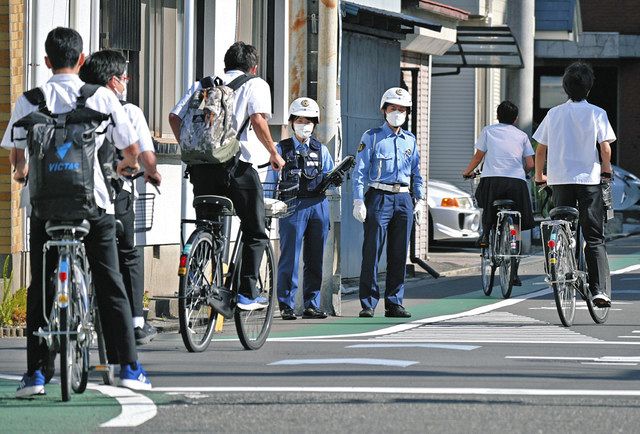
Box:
[539,75,567,109]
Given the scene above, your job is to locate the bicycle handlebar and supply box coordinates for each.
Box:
[462,170,480,179]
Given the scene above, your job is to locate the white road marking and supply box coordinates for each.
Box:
[269,358,418,367]
[611,264,640,275]
[166,392,210,399]
[506,356,640,363]
[0,374,157,428]
[151,385,640,397]
[86,384,157,428]
[581,362,638,366]
[347,343,479,351]
[375,311,604,344]
[618,336,640,339]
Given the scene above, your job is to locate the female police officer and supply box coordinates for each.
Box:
[267,97,335,320]
[352,87,425,318]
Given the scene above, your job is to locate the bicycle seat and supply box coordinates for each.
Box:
[549,206,579,222]
[492,199,516,209]
[193,195,235,218]
[45,219,91,238]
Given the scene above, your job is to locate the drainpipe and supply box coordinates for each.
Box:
[316,0,340,315]
[90,0,100,52]
[181,0,195,237]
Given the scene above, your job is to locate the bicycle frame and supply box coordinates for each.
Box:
[491,209,522,260]
[541,220,587,289]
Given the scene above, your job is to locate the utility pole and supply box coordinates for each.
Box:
[507,0,535,252]
[316,1,341,315]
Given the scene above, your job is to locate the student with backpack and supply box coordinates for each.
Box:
[169,41,285,310]
[2,27,151,397]
[79,49,162,345]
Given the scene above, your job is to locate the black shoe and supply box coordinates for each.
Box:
[302,307,327,319]
[281,307,297,320]
[512,276,522,286]
[385,305,411,318]
[477,233,489,248]
[135,323,158,346]
[359,308,374,318]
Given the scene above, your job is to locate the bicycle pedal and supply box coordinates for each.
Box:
[92,365,111,372]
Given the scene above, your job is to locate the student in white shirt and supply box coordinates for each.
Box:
[3,27,151,397]
[533,61,616,308]
[80,49,162,345]
[462,101,535,285]
[169,42,285,310]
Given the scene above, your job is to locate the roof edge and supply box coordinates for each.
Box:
[418,0,470,21]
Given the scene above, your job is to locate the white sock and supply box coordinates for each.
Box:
[133,316,145,329]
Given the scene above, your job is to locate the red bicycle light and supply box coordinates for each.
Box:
[547,240,556,248]
[59,271,67,282]
[179,255,187,268]
[510,229,517,236]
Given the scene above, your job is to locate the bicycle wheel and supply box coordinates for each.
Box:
[481,239,495,296]
[581,236,611,324]
[235,243,276,350]
[59,304,72,401]
[498,217,515,299]
[550,228,576,327]
[94,309,115,385]
[179,230,221,352]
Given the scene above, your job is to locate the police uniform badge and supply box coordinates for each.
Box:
[404,148,412,158]
[357,142,366,153]
[301,99,309,107]
[396,88,404,96]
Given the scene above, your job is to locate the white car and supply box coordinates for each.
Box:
[612,165,640,211]
[427,179,481,241]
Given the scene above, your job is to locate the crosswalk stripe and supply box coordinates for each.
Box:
[373,311,603,344]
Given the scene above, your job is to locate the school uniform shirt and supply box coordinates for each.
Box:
[0,74,139,214]
[121,102,155,195]
[264,135,335,197]
[475,123,534,181]
[171,69,272,165]
[533,99,617,185]
[352,122,425,201]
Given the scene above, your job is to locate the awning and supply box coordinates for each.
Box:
[342,1,442,37]
[432,26,523,71]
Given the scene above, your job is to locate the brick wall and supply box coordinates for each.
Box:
[617,61,640,173]
[0,0,25,267]
[401,52,430,259]
[581,0,640,35]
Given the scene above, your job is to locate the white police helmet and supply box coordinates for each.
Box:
[289,97,320,121]
[379,87,412,110]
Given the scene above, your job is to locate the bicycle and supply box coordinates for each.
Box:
[464,172,521,299]
[177,170,296,352]
[33,220,114,401]
[539,187,611,327]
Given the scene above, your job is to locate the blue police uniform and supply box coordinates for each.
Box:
[353,122,425,310]
[266,136,335,311]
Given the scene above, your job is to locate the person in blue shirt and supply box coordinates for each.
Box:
[266,97,335,320]
[352,87,425,318]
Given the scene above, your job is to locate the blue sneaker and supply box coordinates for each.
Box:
[236,294,269,311]
[15,370,45,398]
[119,363,152,391]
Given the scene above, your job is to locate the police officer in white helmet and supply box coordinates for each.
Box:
[352,87,425,318]
[266,97,335,320]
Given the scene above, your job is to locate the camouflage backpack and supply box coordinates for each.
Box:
[179,74,255,165]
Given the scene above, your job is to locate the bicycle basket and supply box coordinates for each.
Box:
[134,193,155,233]
[262,181,298,218]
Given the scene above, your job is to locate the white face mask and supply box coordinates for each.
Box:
[386,110,406,127]
[293,123,314,140]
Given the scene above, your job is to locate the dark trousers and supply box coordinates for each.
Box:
[27,212,137,373]
[189,162,268,297]
[359,190,413,310]
[277,197,329,310]
[114,188,144,318]
[552,184,610,295]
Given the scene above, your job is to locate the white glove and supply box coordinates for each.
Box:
[353,199,367,223]
[413,199,425,226]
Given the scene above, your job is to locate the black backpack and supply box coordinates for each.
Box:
[12,84,115,220]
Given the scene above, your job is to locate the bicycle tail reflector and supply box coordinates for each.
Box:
[178,254,188,276]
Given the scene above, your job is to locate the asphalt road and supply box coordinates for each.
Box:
[1,235,640,433]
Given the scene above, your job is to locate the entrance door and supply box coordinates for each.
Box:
[340,31,401,279]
